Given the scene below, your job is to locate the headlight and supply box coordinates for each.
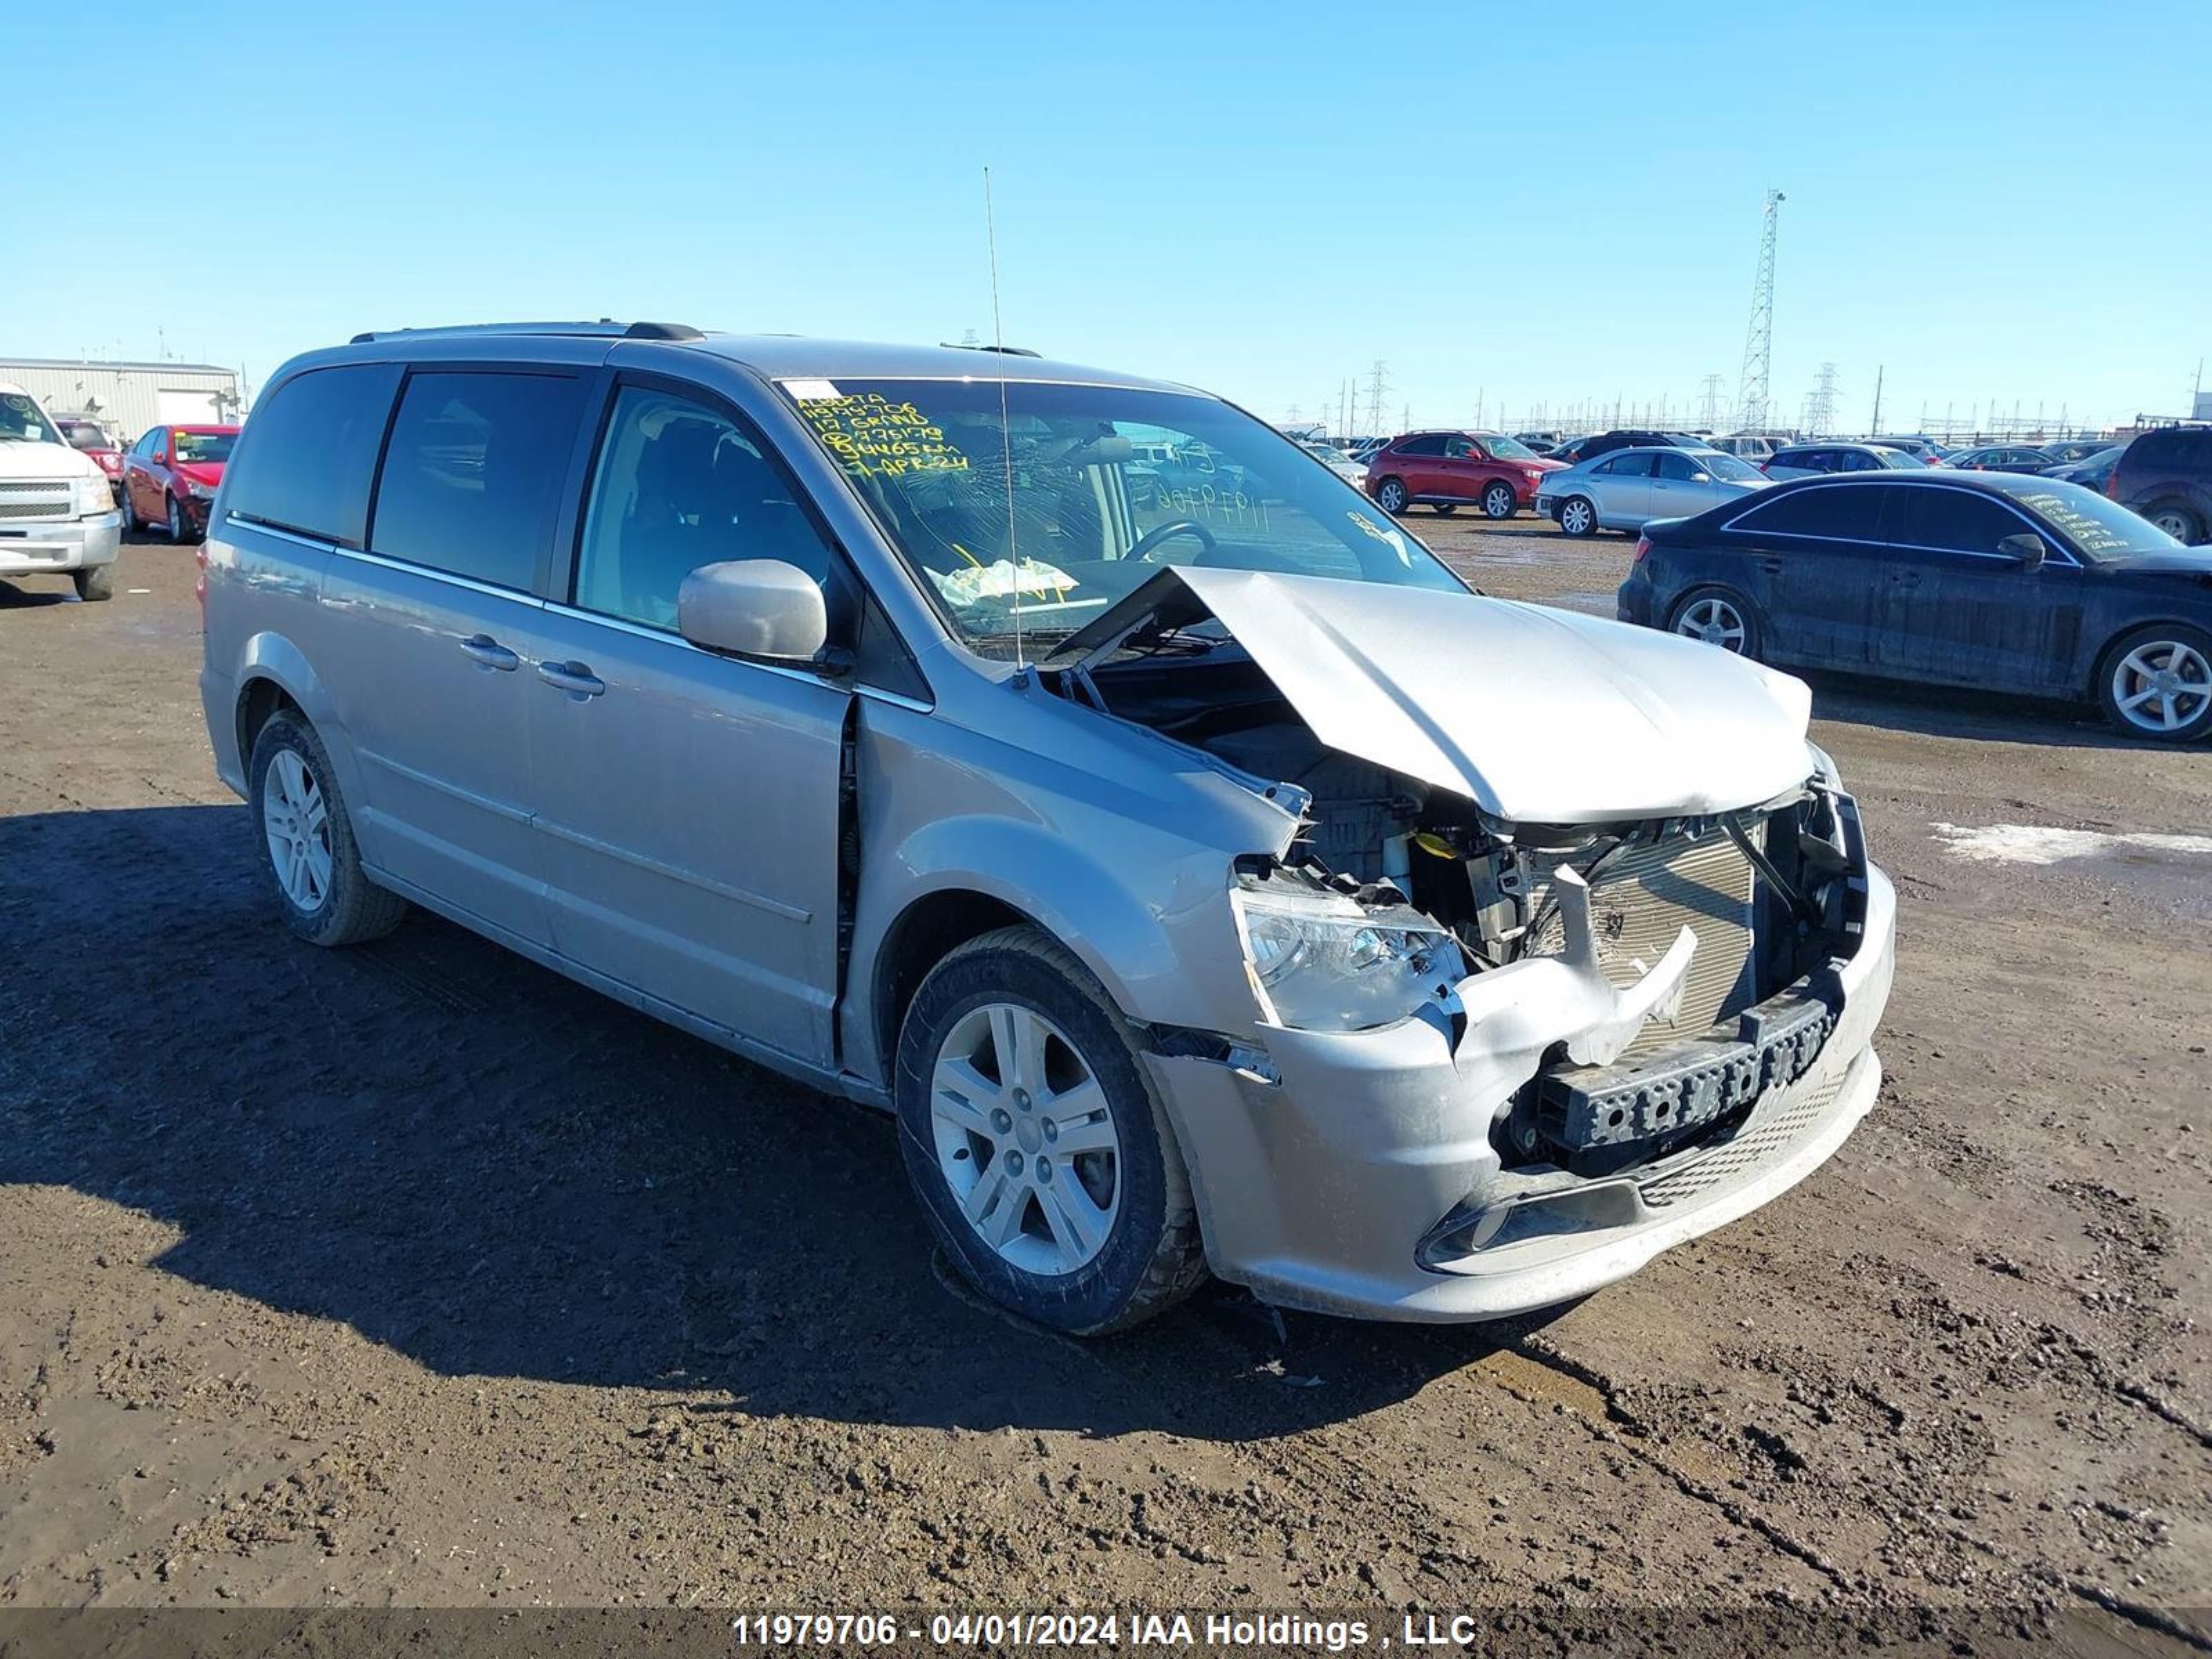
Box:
[1232,877,1465,1032]
[73,474,113,516]
[187,480,217,501]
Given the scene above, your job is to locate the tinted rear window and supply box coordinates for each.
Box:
[2130,430,2211,470]
[223,365,402,545]
[368,371,587,591]
[1732,483,1888,540]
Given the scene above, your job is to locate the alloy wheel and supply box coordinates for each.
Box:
[929,1001,1121,1276]
[1483,483,1515,518]
[1676,596,1748,653]
[2149,507,2196,541]
[1377,480,1406,514]
[2110,639,2212,734]
[1560,498,1594,536]
[263,749,335,912]
[168,496,185,542]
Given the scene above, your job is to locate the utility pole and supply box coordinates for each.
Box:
[1868,365,1884,437]
[1736,188,1785,432]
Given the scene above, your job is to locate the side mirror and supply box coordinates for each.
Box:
[677,560,829,663]
[1998,532,2045,568]
[1691,471,1711,483]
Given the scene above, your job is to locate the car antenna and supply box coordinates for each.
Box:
[984,165,1028,684]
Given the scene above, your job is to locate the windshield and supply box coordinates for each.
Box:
[1686,451,1761,482]
[1876,448,1924,469]
[0,392,63,446]
[173,429,237,464]
[1302,442,1357,465]
[2009,480,2182,561]
[785,378,1466,651]
[1481,434,1538,461]
[59,421,110,451]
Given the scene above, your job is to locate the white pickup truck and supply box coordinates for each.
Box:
[1,382,124,601]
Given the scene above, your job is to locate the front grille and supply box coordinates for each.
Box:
[0,481,74,520]
[1524,830,1757,1057]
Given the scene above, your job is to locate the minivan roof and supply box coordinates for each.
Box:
[327,321,1192,395]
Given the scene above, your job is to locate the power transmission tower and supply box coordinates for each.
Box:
[1868,365,1884,436]
[1805,362,1839,436]
[1697,373,1725,431]
[1735,189,1785,432]
[1364,361,1389,437]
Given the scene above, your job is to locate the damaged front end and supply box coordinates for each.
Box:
[1044,567,1896,1321]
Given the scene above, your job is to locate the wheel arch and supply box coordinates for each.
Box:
[2087,615,2212,701]
[227,634,367,808]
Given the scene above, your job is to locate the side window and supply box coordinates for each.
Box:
[1891,488,2027,555]
[1732,484,1889,541]
[223,364,402,546]
[1444,435,1477,459]
[573,384,843,633]
[1394,434,1445,458]
[1654,452,1703,481]
[370,370,585,589]
[1606,453,1658,478]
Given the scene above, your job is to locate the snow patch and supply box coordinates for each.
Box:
[1929,822,2212,866]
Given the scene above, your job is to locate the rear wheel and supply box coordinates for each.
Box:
[1669,587,1759,658]
[2097,624,2212,741]
[71,563,116,602]
[1374,476,1408,514]
[895,926,1206,1335]
[1557,496,1597,537]
[1481,481,1517,519]
[2144,499,2204,544]
[247,711,410,945]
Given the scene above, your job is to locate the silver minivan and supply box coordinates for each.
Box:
[199,323,1895,1333]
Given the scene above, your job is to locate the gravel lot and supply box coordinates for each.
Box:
[2,518,2207,1641]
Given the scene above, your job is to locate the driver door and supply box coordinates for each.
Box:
[528,376,855,1067]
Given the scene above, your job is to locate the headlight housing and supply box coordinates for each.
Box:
[187,479,217,501]
[1232,875,1465,1033]
[73,474,113,516]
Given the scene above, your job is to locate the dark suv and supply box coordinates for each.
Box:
[2112,427,2212,545]
[1561,429,1705,467]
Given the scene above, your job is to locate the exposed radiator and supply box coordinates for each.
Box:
[1524,830,1758,1057]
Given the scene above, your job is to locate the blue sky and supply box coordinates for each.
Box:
[13,1,2208,434]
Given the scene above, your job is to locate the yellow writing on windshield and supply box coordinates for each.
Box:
[798,393,971,480]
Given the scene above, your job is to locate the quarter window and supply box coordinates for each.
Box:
[1732,484,1890,541]
[1601,453,1657,478]
[573,384,843,632]
[222,364,402,546]
[370,371,586,589]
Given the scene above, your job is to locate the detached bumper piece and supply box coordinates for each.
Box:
[1538,977,1839,1175]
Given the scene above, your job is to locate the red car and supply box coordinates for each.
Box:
[55,415,126,500]
[1364,430,1564,519]
[121,423,240,542]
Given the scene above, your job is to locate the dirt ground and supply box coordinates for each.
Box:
[3,517,2208,1642]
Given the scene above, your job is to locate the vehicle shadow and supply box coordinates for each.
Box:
[0,804,1544,1441]
[0,579,74,610]
[1799,670,2164,751]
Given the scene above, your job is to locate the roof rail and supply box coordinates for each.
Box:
[348,319,705,345]
[940,341,1042,359]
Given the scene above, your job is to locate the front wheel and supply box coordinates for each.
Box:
[1481,481,1517,519]
[1557,496,1597,537]
[2097,624,2212,741]
[247,711,411,945]
[895,926,1207,1335]
[1374,477,1408,515]
[120,486,140,535]
[1669,587,1759,657]
[167,495,189,543]
[72,563,116,602]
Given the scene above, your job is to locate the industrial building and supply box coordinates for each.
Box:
[0,357,242,445]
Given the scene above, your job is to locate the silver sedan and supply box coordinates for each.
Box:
[1535,447,1770,537]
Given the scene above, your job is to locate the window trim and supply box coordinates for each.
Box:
[1720,479,2083,565]
[362,360,592,594]
[218,363,406,550]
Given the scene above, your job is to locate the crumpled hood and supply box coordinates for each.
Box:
[0,441,102,483]
[1051,568,1815,823]
[177,460,226,489]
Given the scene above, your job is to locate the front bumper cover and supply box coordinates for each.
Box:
[1148,799,1895,1322]
[0,511,122,574]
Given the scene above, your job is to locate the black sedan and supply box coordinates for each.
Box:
[1617,471,2212,740]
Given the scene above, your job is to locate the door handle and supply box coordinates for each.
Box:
[459,633,520,671]
[537,659,605,698]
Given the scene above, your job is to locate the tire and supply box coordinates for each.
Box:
[1434,503,1457,516]
[120,485,140,535]
[1481,481,1517,519]
[894,924,1207,1336]
[1557,495,1598,538]
[1667,586,1761,659]
[2142,499,2204,545]
[1374,476,1408,515]
[166,494,188,544]
[2095,622,2212,742]
[247,710,410,946]
[71,563,116,602]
